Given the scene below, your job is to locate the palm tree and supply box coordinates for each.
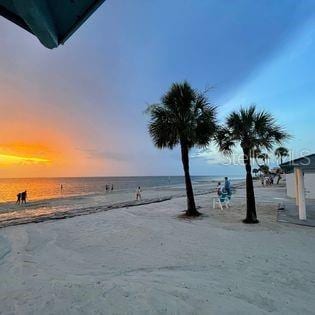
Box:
[257,153,269,166]
[252,168,259,177]
[275,147,289,165]
[216,105,289,223]
[259,164,269,175]
[275,147,289,184]
[146,81,217,216]
[250,148,261,167]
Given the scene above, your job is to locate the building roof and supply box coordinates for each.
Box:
[0,0,105,49]
[280,154,315,173]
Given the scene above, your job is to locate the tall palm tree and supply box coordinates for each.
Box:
[275,147,289,165]
[216,105,289,223]
[146,81,217,216]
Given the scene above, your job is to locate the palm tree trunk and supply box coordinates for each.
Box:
[277,156,283,185]
[180,142,199,216]
[243,149,259,223]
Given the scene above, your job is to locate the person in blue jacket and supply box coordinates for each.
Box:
[224,177,231,196]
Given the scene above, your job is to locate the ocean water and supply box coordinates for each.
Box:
[0,176,242,203]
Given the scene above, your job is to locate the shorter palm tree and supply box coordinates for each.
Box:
[146,81,217,216]
[216,105,289,223]
[275,147,289,165]
[257,153,269,166]
[252,168,259,177]
[259,164,269,175]
[275,147,289,184]
[250,148,261,168]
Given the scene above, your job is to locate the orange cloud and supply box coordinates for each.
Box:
[0,153,50,165]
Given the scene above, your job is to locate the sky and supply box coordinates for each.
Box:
[0,0,315,177]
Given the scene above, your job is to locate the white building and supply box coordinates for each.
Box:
[281,154,315,220]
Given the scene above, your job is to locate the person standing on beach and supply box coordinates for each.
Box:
[216,182,222,196]
[111,184,114,191]
[16,192,21,205]
[21,190,27,204]
[224,177,231,195]
[60,184,63,193]
[135,186,142,201]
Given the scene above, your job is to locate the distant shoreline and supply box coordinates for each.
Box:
[0,175,245,203]
[0,175,245,179]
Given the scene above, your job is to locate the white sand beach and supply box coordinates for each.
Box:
[0,183,314,314]
[2,2,315,314]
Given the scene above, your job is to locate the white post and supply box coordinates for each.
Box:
[294,168,299,206]
[296,167,307,220]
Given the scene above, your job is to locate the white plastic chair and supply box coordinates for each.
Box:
[212,194,231,210]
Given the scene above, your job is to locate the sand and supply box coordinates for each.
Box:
[0,184,314,314]
[0,180,244,228]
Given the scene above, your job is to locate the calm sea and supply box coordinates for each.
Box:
[0,176,242,203]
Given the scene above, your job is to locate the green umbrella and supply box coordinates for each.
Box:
[0,0,105,49]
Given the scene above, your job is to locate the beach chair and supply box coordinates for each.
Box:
[212,192,231,210]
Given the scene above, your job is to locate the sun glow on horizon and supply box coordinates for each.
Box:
[0,153,51,165]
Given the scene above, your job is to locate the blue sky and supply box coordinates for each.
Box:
[0,0,315,177]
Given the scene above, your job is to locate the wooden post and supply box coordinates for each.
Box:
[296,167,306,220]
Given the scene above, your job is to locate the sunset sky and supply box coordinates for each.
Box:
[1,0,315,178]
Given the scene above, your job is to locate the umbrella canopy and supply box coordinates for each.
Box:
[0,0,105,49]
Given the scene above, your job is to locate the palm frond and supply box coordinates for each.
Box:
[275,146,289,158]
[146,81,217,150]
[215,127,236,155]
[218,105,290,156]
[148,105,178,149]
